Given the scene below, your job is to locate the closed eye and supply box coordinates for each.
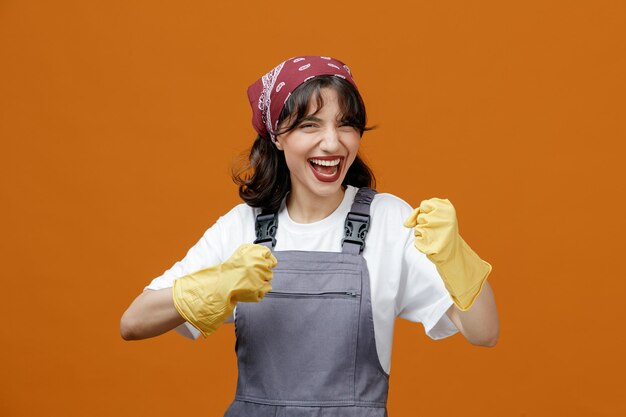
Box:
[339,122,358,130]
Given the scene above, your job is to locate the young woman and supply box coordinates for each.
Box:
[121,56,499,416]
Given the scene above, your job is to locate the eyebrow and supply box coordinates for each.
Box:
[301,115,350,123]
[301,115,323,122]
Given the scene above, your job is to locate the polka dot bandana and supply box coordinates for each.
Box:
[247,56,358,142]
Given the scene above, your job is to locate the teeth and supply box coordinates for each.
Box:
[309,158,341,167]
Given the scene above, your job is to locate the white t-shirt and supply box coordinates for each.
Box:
[145,186,458,373]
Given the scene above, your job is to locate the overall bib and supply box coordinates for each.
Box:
[225,188,390,417]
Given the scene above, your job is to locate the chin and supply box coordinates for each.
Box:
[308,180,346,198]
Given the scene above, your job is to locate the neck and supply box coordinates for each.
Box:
[286,186,346,224]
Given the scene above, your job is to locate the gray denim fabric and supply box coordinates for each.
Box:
[225,188,389,416]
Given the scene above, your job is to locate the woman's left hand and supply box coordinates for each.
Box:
[403,198,458,261]
[403,198,492,311]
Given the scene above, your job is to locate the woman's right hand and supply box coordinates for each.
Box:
[220,243,278,303]
[172,243,277,337]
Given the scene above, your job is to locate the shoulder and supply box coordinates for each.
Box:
[202,202,259,261]
[212,202,259,229]
[370,190,414,220]
[201,202,258,245]
[360,188,415,250]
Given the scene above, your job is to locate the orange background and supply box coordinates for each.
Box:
[1,1,625,416]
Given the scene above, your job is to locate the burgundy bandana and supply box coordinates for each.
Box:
[247,56,358,142]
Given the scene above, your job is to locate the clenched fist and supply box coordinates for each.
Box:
[404,198,492,311]
[172,243,278,337]
[403,198,459,260]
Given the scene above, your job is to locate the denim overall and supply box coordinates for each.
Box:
[224,188,389,417]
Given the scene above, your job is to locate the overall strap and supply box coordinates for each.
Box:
[254,210,278,250]
[342,187,377,255]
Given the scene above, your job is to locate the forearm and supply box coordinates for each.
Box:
[120,288,186,340]
[446,281,499,346]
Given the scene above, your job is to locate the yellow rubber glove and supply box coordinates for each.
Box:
[403,198,492,311]
[172,243,277,337]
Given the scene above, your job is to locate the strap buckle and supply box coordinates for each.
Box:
[254,213,278,248]
[341,211,370,254]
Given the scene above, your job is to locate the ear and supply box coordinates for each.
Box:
[274,138,284,151]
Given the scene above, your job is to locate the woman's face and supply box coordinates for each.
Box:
[275,87,361,201]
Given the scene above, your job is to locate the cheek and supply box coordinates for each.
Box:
[346,136,361,163]
[341,147,360,175]
[282,144,308,171]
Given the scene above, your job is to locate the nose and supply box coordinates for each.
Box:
[319,125,341,153]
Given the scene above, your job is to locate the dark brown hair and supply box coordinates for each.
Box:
[231,75,376,212]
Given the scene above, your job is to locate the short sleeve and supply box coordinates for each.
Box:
[144,209,240,339]
[397,233,459,340]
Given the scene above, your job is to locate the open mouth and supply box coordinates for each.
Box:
[308,157,344,182]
